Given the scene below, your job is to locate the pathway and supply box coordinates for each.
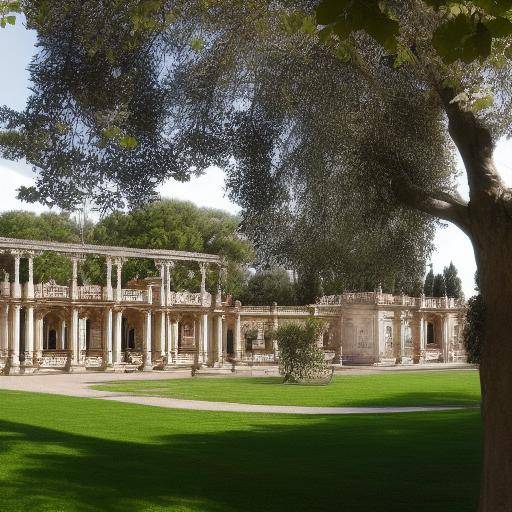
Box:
[0,371,475,415]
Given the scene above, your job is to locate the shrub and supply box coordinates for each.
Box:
[275,319,330,384]
[463,294,485,364]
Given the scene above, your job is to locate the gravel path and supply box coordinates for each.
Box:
[0,371,474,415]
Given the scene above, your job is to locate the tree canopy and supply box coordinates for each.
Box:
[239,268,296,306]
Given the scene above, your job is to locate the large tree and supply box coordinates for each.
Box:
[2,1,512,508]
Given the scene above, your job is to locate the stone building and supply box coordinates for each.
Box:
[0,237,467,375]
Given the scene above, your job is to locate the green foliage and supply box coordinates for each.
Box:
[91,199,254,292]
[239,268,295,306]
[317,0,512,64]
[0,1,20,28]
[463,294,485,364]
[424,266,435,296]
[433,273,447,297]
[443,261,464,298]
[275,320,329,384]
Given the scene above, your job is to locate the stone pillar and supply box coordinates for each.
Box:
[114,310,123,364]
[394,310,403,364]
[36,314,44,357]
[158,262,166,306]
[216,315,223,366]
[71,257,79,300]
[70,307,80,367]
[106,257,113,301]
[1,304,9,354]
[24,305,35,366]
[12,252,21,298]
[159,311,166,357]
[200,313,209,364]
[441,315,449,362]
[171,317,179,362]
[234,312,242,361]
[411,316,421,364]
[165,262,173,302]
[199,262,208,306]
[419,316,426,362]
[104,309,113,365]
[60,320,67,350]
[10,304,21,370]
[222,316,228,363]
[115,259,123,302]
[26,255,34,299]
[144,310,153,370]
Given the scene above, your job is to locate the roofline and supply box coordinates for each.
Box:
[0,237,222,264]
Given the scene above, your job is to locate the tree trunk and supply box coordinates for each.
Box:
[472,204,512,512]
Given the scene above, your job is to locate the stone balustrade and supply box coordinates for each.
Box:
[168,291,211,307]
[317,292,464,309]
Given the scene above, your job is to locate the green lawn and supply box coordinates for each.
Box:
[0,390,480,512]
[93,370,481,407]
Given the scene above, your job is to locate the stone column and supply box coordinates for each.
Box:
[165,262,173,302]
[26,255,35,299]
[216,315,223,366]
[441,315,449,363]
[222,316,228,363]
[12,252,21,298]
[115,259,123,302]
[10,304,21,370]
[419,316,426,362]
[24,305,35,366]
[159,311,166,357]
[171,317,179,362]
[1,304,9,354]
[70,307,80,367]
[144,310,153,370]
[36,314,44,357]
[200,313,209,364]
[114,309,123,364]
[158,262,166,306]
[71,257,79,300]
[60,320,67,350]
[106,257,113,301]
[393,310,403,364]
[104,309,113,365]
[234,312,242,361]
[199,262,208,306]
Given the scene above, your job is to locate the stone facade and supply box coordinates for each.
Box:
[0,237,467,375]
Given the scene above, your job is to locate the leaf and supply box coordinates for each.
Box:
[473,0,512,16]
[484,17,512,38]
[316,0,350,25]
[119,135,138,149]
[190,37,205,52]
[471,94,494,111]
[6,15,15,25]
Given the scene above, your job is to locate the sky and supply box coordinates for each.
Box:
[1,20,512,298]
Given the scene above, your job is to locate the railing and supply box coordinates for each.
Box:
[34,282,69,299]
[78,285,103,301]
[317,292,464,309]
[121,289,147,302]
[168,291,211,307]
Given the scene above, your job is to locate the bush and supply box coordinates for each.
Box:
[275,319,330,384]
[463,294,485,364]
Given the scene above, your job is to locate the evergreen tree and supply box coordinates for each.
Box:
[423,266,434,296]
[443,262,463,299]
[433,274,447,297]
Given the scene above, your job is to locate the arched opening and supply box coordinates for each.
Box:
[226,329,234,356]
[427,322,435,345]
[48,329,57,350]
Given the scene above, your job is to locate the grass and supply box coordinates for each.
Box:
[93,370,481,407]
[0,390,481,512]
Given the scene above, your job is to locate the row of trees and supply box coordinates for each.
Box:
[423,262,464,298]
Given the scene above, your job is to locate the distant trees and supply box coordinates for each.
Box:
[239,268,295,306]
[423,262,463,298]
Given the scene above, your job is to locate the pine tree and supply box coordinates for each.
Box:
[423,265,434,296]
[443,262,464,299]
[433,273,447,297]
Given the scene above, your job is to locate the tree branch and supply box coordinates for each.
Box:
[392,174,471,235]
[438,86,505,197]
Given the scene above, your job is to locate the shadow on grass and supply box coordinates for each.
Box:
[0,397,482,512]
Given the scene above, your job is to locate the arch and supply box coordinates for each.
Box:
[427,322,435,345]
